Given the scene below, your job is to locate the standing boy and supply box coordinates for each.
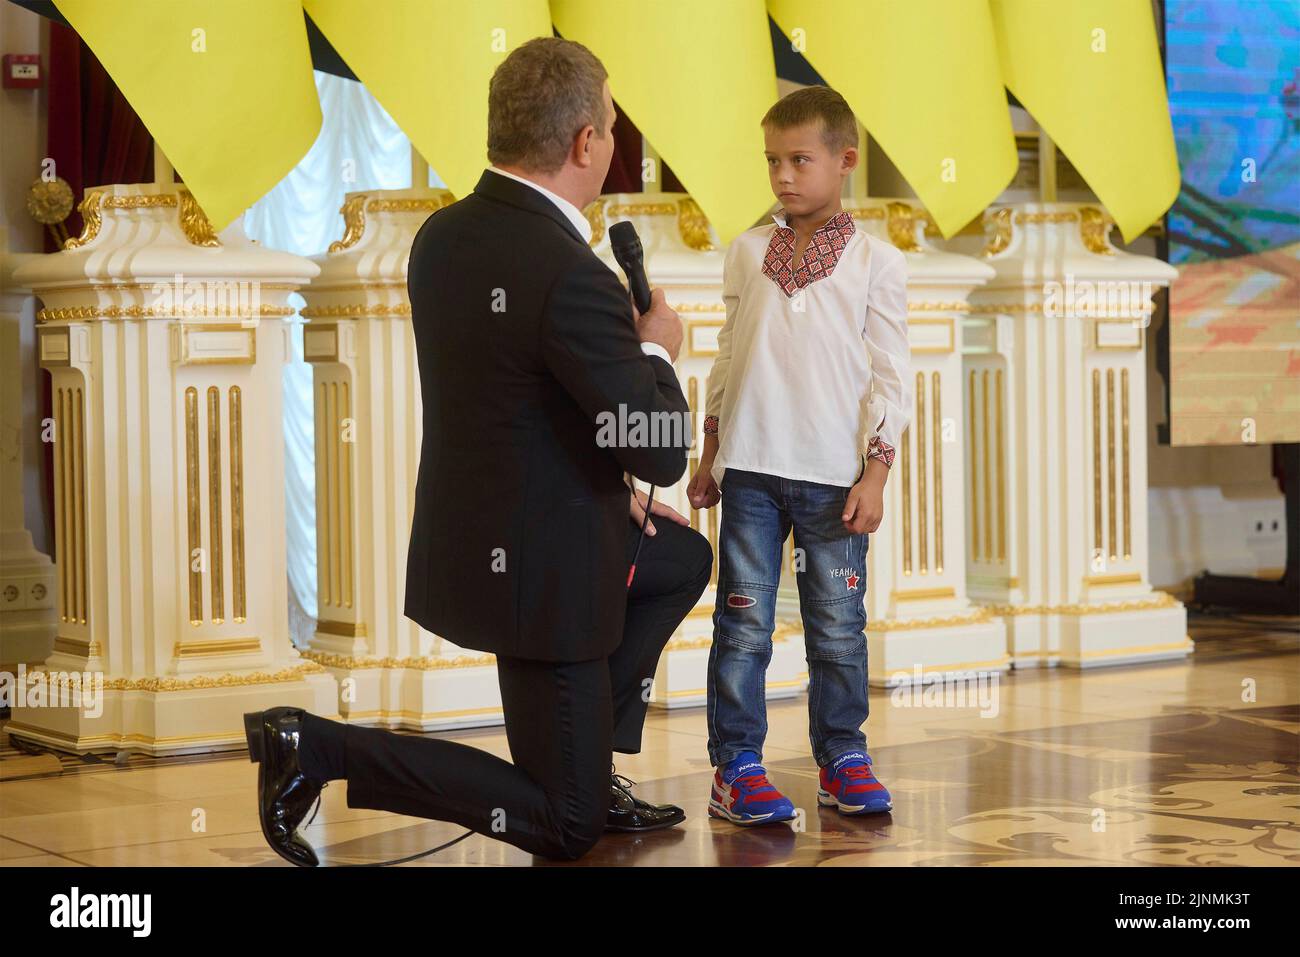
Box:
[687,86,911,824]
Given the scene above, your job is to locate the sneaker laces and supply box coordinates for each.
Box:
[735,772,776,792]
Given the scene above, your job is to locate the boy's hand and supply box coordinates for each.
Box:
[842,459,889,534]
[687,465,721,510]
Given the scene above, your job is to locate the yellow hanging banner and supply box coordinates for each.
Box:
[304,0,552,201]
[767,0,1017,238]
[551,0,778,243]
[990,0,1180,242]
[54,0,322,233]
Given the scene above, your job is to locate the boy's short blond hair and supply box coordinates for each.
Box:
[761,86,859,154]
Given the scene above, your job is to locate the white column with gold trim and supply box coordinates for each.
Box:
[0,234,57,670]
[843,200,1008,687]
[952,202,1189,668]
[9,183,337,755]
[589,193,811,707]
[300,188,505,732]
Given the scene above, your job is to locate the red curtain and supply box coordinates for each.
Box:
[44,21,153,254]
[600,97,684,195]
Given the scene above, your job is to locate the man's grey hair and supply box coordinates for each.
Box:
[488,36,610,175]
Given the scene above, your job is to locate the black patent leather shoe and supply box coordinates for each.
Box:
[606,770,686,832]
[244,707,326,867]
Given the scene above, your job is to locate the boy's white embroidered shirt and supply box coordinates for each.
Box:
[705,209,912,488]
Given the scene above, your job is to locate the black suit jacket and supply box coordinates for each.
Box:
[403,169,691,662]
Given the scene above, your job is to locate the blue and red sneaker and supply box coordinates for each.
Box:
[708,752,797,826]
[818,751,892,814]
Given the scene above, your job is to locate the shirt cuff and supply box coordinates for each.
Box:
[640,342,671,365]
[866,436,896,469]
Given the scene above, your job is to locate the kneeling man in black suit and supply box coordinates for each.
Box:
[244,36,712,864]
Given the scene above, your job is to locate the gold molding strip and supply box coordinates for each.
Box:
[184,387,202,625]
[932,371,943,574]
[299,303,411,320]
[1121,368,1132,560]
[206,386,224,623]
[603,202,678,217]
[299,649,496,671]
[229,386,246,622]
[39,304,293,323]
[174,637,260,658]
[1091,369,1102,562]
[916,371,927,574]
[908,302,971,314]
[867,608,992,633]
[968,370,979,563]
[982,591,1176,617]
[1084,572,1141,586]
[316,618,367,637]
[892,586,955,601]
[1107,368,1117,561]
[366,196,454,213]
[995,368,1006,562]
[981,369,991,561]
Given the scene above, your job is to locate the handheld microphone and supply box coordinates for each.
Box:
[610,220,656,588]
[610,220,652,315]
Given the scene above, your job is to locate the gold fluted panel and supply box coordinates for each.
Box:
[315,381,330,607]
[1121,369,1132,560]
[328,381,340,606]
[915,371,927,575]
[687,376,699,532]
[317,378,355,609]
[72,387,86,624]
[55,386,88,625]
[230,386,246,622]
[56,388,68,621]
[1091,369,1102,561]
[184,387,202,625]
[931,372,943,574]
[981,369,991,561]
[968,370,979,563]
[341,381,353,609]
[1106,368,1117,562]
[996,368,1006,562]
[900,423,912,575]
[206,387,225,623]
[708,508,718,587]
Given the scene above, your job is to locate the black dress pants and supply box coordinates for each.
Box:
[299,516,712,860]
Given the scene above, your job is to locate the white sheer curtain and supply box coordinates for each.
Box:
[244,70,445,646]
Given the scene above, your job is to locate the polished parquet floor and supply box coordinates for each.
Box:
[2,618,1297,867]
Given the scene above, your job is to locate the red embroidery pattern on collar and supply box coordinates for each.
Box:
[761,210,856,298]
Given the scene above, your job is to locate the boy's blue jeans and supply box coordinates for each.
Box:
[706,467,870,769]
